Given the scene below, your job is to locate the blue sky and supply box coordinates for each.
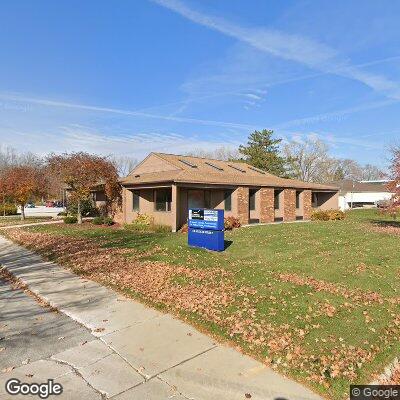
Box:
[1,0,399,168]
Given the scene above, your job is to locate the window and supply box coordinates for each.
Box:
[205,161,223,171]
[296,191,301,209]
[155,189,171,212]
[178,159,197,168]
[224,191,232,211]
[132,190,140,212]
[274,190,281,210]
[228,164,246,173]
[249,189,257,211]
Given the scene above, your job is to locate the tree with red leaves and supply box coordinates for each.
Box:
[0,165,47,220]
[387,147,400,217]
[47,152,120,223]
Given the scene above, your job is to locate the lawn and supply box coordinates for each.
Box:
[2,209,400,399]
[0,216,53,227]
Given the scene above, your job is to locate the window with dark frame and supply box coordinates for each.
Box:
[249,189,257,211]
[274,190,281,210]
[224,190,232,211]
[154,188,172,212]
[296,191,301,209]
[132,190,140,212]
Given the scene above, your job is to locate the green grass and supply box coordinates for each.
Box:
[0,216,53,227]
[10,209,400,399]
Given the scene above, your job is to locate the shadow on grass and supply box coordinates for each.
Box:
[224,240,233,250]
[369,219,400,228]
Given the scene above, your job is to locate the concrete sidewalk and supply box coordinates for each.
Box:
[0,236,321,400]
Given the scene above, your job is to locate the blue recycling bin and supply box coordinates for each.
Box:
[188,209,225,252]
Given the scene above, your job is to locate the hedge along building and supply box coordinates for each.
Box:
[120,153,339,232]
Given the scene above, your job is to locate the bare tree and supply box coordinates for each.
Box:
[185,146,240,161]
[283,139,333,182]
[283,138,386,183]
[110,155,138,177]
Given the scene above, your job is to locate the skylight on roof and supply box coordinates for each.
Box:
[228,164,246,173]
[249,166,266,175]
[179,159,197,168]
[205,161,224,171]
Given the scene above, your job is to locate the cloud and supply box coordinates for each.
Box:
[153,0,400,99]
[0,123,241,160]
[0,92,257,131]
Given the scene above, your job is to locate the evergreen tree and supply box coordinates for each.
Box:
[239,129,287,176]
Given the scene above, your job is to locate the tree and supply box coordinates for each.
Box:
[239,129,287,176]
[284,138,386,183]
[386,147,400,216]
[47,152,120,224]
[0,165,47,220]
[110,155,138,177]
[185,146,240,161]
[283,139,332,182]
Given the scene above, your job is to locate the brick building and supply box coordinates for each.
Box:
[120,153,339,231]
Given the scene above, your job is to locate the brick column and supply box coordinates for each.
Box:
[303,190,312,220]
[236,186,249,225]
[259,188,274,223]
[283,189,296,222]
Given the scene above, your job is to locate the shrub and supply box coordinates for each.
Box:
[67,198,99,217]
[92,216,115,226]
[311,209,345,221]
[311,210,330,221]
[224,216,241,230]
[103,216,114,226]
[0,204,18,216]
[64,216,78,224]
[134,213,153,226]
[327,209,346,220]
[57,211,67,216]
[92,216,104,225]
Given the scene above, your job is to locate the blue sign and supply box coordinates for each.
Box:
[188,209,224,252]
[188,209,224,231]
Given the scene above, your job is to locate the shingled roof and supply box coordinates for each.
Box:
[335,179,393,194]
[121,152,339,191]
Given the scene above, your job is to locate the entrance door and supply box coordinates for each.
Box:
[188,190,204,209]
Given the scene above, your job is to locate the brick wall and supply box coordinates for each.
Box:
[259,188,274,223]
[303,190,312,220]
[283,189,296,222]
[236,186,249,225]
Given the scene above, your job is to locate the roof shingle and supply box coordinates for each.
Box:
[121,152,338,191]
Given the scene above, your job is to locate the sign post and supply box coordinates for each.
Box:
[188,209,225,251]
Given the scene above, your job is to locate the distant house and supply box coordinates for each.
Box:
[336,180,394,211]
[119,152,339,231]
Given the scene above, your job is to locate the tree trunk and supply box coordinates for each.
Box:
[21,204,25,221]
[77,200,82,224]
